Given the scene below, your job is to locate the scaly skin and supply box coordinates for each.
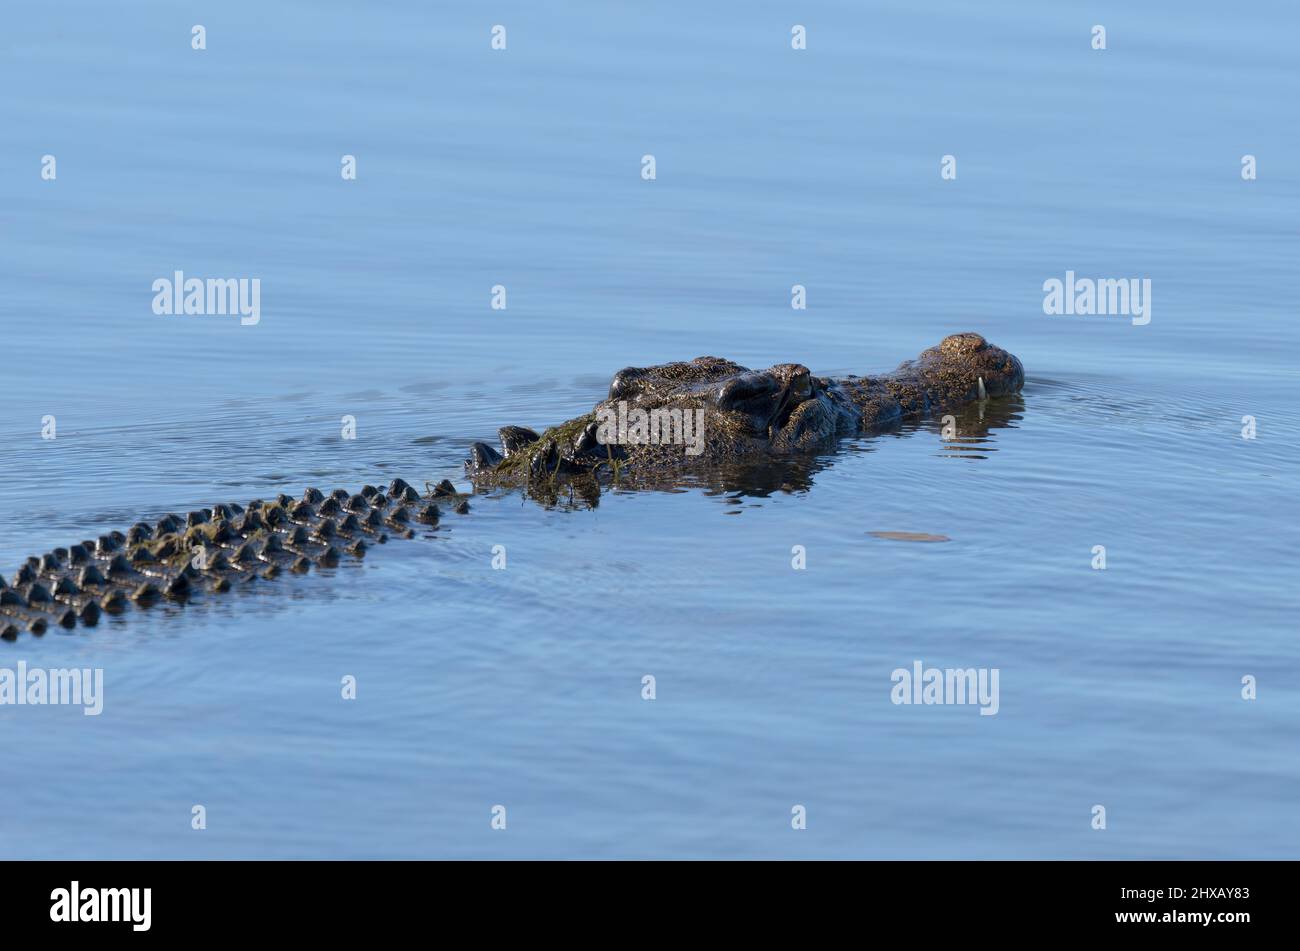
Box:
[1,334,1023,640]
[466,333,1024,485]
[0,478,465,640]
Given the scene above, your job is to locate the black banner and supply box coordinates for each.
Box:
[0,860,1280,937]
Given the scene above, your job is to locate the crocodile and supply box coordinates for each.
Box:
[465,332,1024,487]
[0,334,1022,641]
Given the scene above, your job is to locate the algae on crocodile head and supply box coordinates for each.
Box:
[494,412,597,477]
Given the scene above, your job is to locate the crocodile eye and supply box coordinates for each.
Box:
[715,371,779,411]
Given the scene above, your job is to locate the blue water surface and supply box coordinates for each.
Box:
[0,0,1297,858]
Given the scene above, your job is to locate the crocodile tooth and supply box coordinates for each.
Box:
[302,487,324,504]
[78,565,107,587]
[978,376,987,400]
[68,543,90,565]
[346,494,369,513]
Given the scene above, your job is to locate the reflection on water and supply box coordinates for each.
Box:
[478,393,1027,509]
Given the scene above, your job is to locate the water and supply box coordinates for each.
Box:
[1,0,1297,858]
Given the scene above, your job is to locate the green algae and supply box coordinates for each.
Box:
[494,412,596,477]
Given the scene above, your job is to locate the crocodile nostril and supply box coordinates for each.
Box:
[498,425,540,458]
[469,441,503,471]
[940,332,987,355]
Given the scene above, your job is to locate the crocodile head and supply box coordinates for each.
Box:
[465,334,1024,486]
[466,357,858,482]
[603,356,860,453]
